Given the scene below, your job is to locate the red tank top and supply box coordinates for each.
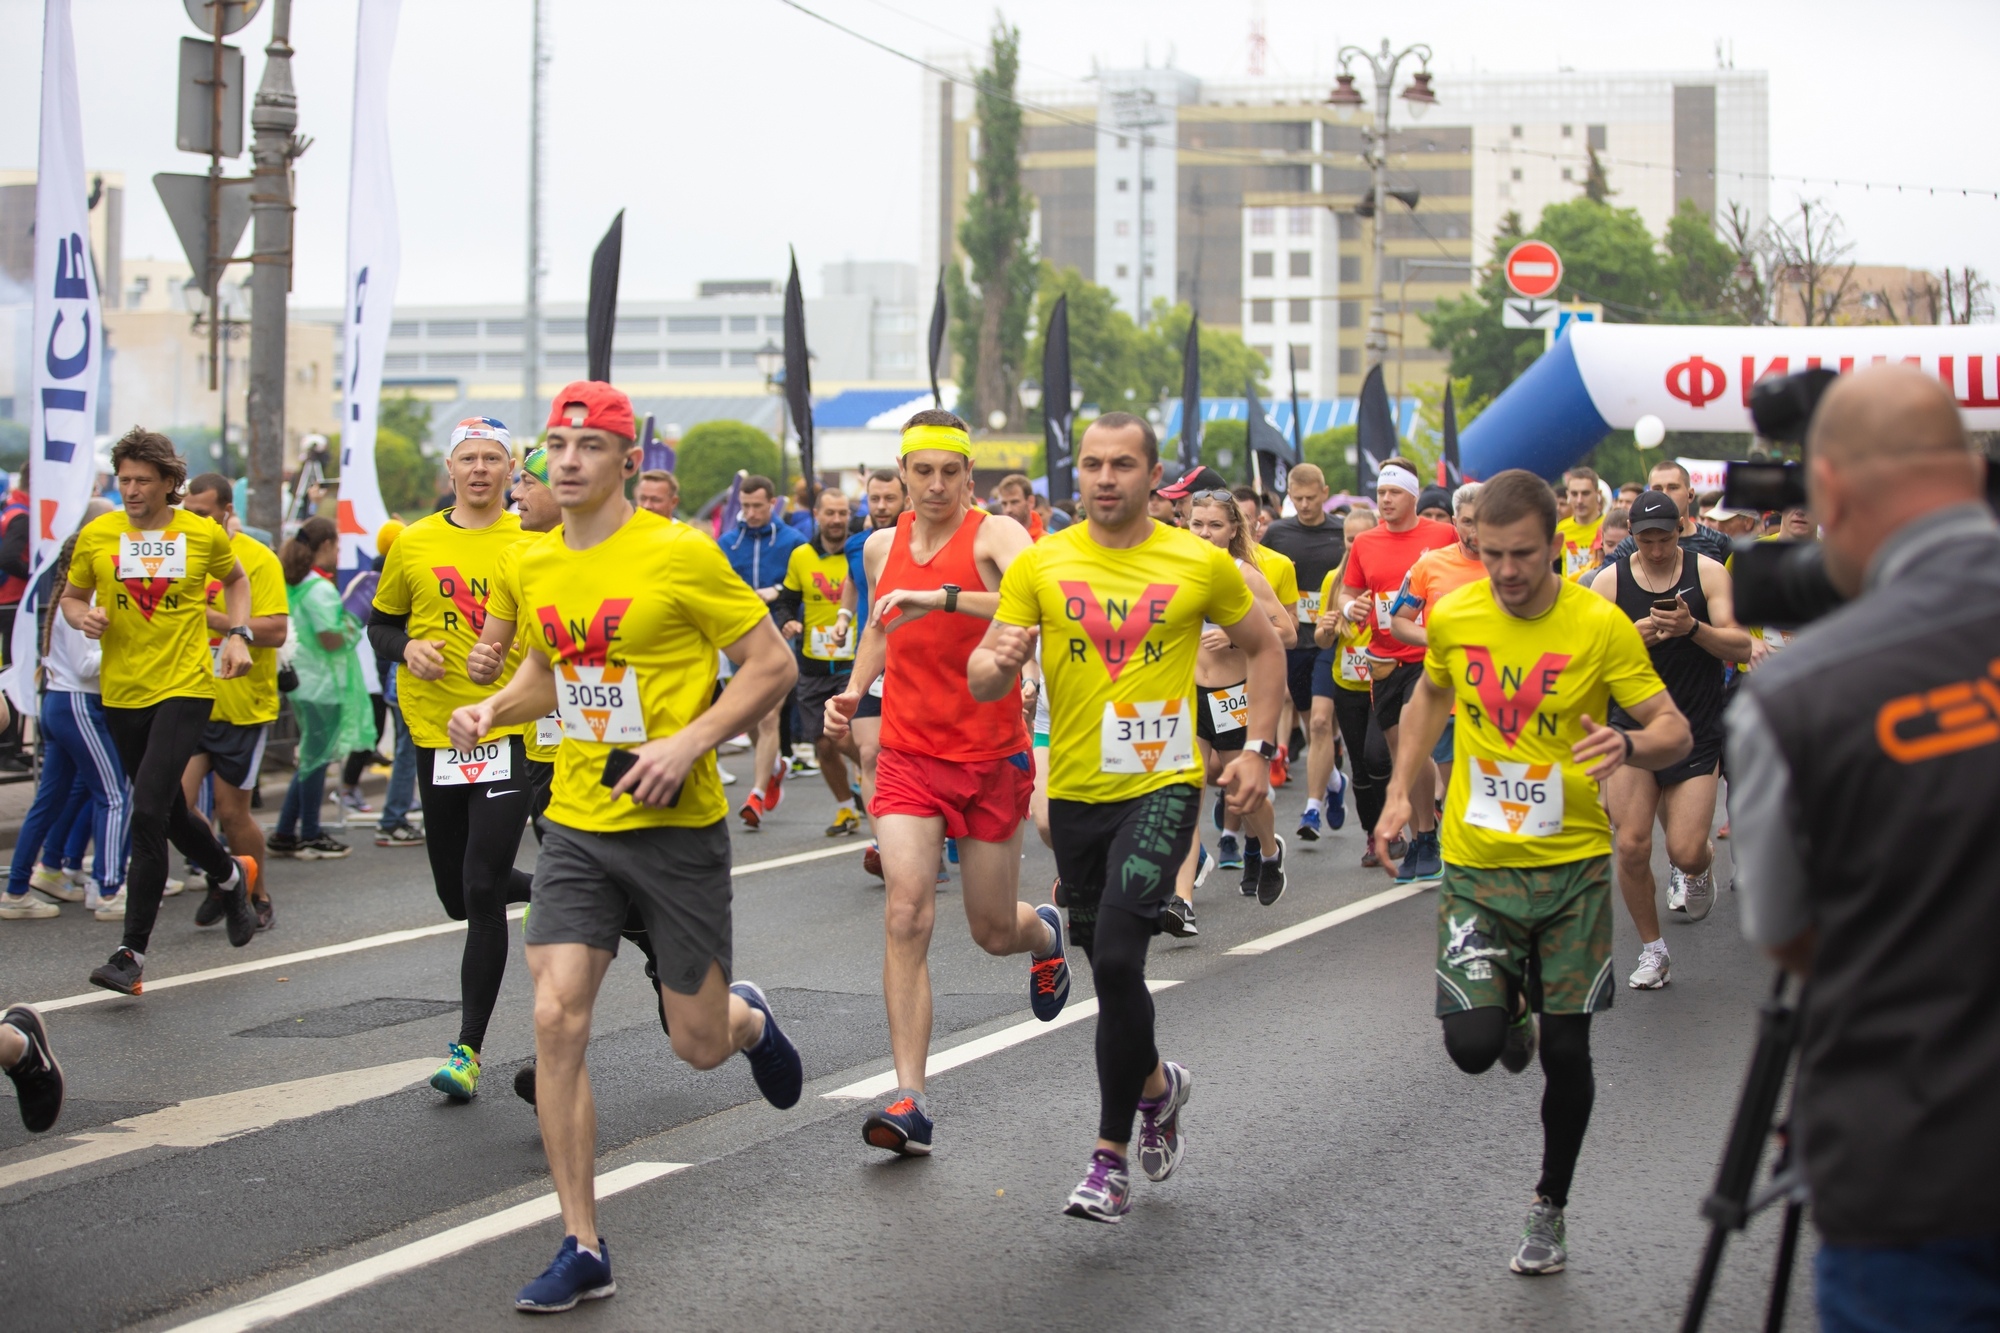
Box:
[878,508,1028,762]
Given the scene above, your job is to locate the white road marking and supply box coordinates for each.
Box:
[165,1161,686,1333]
[0,1058,438,1192]
[29,842,861,1013]
[1225,883,1428,956]
[822,980,1182,1102]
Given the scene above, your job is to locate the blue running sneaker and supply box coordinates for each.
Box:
[946,837,959,865]
[1029,904,1071,1021]
[1136,1060,1193,1182]
[1296,807,1323,842]
[862,1089,933,1156]
[515,1235,614,1312]
[1396,829,1443,884]
[1064,1148,1132,1223]
[1326,771,1348,830]
[1216,832,1243,870]
[730,981,803,1109]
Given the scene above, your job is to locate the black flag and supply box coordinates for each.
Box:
[1356,363,1395,494]
[927,268,948,409]
[1440,381,1463,487]
[1042,294,1075,504]
[1246,379,1293,498]
[585,211,623,383]
[783,248,815,503]
[1178,314,1202,469]
[1287,351,1305,470]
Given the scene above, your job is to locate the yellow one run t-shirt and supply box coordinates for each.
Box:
[1555,514,1604,582]
[513,507,771,833]
[206,531,289,726]
[1424,577,1666,869]
[781,542,853,667]
[1315,570,1373,693]
[68,507,240,710]
[487,530,560,764]
[372,508,529,749]
[1254,545,1300,621]
[996,521,1254,804]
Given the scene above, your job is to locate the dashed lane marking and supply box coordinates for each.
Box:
[1224,882,1429,956]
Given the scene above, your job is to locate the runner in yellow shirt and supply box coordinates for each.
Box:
[1556,466,1607,582]
[774,489,862,834]
[447,382,803,1312]
[1374,469,1689,1277]
[62,430,262,995]
[181,473,289,928]
[369,416,535,1102]
[1311,507,1382,861]
[969,412,1285,1225]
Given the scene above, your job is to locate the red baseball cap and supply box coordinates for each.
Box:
[545,381,636,441]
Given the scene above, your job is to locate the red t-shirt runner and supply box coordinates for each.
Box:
[1341,517,1457,664]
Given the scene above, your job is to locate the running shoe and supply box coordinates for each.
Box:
[1191,841,1214,889]
[1211,789,1226,832]
[374,822,424,848]
[340,786,374,816]
[429,1043,481,1100]
[1667,866,1688,913]
[1269,746,1290,788]
[1216,832,1243,870]
[221,857,259,947]
[1716,821,1730,840]
[2,1005,64,1133]
[92,889,126,921]
[641,958,671,1036]
[1256,834,1287,907]
[194,883,229,927]
[1239,837,1263,897]
[88,947,144,996]
[1159,897,1199,938]
[515,1235,615,1312]
[738,791,766,830]
[946,837,959,865]
[1326,771,1348,829]
[253,894,275,932]
[1030,904,1071,1021]
[1683,862,1716,922]
[764,765,786,811]
[265,832,302,858]
[825,806,862,837]
[731,981,802,1109]
[30,864,80,902]
[0,891,58,919]
[296,834,352,860]
[1499,1003,1538,1074]
[1395,829,1443,884]
[1361,846,1382,869]
[162,875,185,898]
[1510,1197,1568,1275]
[1064,1149,1133,1223]
[1136,1060,1192,1182]
[861,842,883,879]
[862,1090,933,1156]
[716,764,737,786]
[513,1061,538,1107]
[1051,875,1066,908]
[1296,807,1323,843]
[1628,944,1671,990]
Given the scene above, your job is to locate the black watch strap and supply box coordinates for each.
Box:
[942,583,960,613]
[1615,728,1635,763]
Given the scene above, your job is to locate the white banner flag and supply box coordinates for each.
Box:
[8,0,104,713]
[336,0,403,580]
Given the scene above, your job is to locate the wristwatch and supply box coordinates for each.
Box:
[226,626,254,645]
[941,583,961,613]
[1248,739,1280,761]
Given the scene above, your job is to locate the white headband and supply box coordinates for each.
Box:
[1376,464,1421,496]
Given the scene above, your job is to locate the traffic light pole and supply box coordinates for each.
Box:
[245,0,299,535]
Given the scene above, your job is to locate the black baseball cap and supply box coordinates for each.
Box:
[1158,464,1230,501]
[1629,490,1681,534]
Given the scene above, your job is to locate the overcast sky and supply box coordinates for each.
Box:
[4,0,1997,309]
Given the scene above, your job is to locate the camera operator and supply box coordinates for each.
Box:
[1727,364,2000,1330]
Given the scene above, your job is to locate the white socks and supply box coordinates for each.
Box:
[1306,797,1323,815]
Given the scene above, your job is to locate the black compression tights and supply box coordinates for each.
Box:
[1331,686,1389,833]
[1085,903,1161,1147]
[418,743,535,1053]
[1442,1008,1595,1207]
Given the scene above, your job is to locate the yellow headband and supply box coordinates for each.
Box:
[901,423,971,457]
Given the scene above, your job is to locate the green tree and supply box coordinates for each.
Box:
[1662,197,1741,322]
[676,420,780,515]
[1301,424,1358,494]
[374,427,437,516]
[1026,265,1144,429]
[1138,301,1269,408]
[948,16,1036,429]
[1425,212,1540,404]
[1197,419,1249,482]
[378,393,436,452]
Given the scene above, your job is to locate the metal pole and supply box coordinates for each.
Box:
[207,0,225,391]
[522,0,546,429]
[1368,44,1390,371]
[219,319,230,471]
[246,0,297,535]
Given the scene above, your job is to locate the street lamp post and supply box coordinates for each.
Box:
[1328,41,1437,372]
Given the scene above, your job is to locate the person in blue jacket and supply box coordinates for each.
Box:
[720,475,807,822]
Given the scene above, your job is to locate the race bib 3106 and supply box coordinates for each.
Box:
[1464,759,1564,838]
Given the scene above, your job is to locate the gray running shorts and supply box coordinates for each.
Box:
[527,818,733,995]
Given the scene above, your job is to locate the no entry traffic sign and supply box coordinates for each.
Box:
[1504,241,1563,299]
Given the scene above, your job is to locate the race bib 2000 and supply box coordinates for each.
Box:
[1100,698,1195,774]
[432,740,512,786]
[555,663,647,744]
[1464,759,1564,838]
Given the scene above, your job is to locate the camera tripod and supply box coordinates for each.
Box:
[1681,969,1810,1332]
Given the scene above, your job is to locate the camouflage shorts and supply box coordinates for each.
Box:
[1048,783,1200,955]
[1435,856,1615,1017]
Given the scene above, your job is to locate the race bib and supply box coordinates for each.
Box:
[432,740,513,786]
[535,714,563,747]
[1205,684,1249,733]
[1339,646,1371,684]
[1464,759,1564,838]
[1563,545,1595,578]
[555,663,647,744]
[1299,589,1321,622]
[1374,592,1396,631]
[808,623,855,661]
[119,530,188,580]
[1100,699,1195,774]
[867,674,884,699]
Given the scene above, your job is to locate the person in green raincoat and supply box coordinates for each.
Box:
[272,517,372,858]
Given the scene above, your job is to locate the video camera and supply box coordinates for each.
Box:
[1724,368,2000,628]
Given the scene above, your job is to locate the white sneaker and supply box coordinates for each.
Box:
[1667,866,1688,913]
[717,764,738,786]
[1682,867,1716,922]
[31,864,83,902]
[84,882,114,911]
[94,889,128,921]
[1628,945,1671,989]
[0,891,59,919]
[162,876,185,898]
[721,734,751,753]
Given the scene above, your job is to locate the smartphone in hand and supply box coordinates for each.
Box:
[599,748,681,805]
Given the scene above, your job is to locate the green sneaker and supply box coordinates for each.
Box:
[429,1043,480,1101]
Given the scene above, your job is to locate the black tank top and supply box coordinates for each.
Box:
[1609,551,1725,743]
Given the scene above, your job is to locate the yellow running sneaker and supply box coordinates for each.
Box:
[825,806,862,838]
[429,1043,480,1101]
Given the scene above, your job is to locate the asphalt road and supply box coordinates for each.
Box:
[0,766,1813,1331]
